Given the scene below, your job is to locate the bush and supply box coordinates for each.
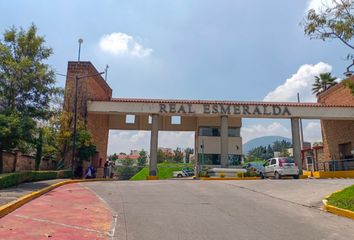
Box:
[0,170,72,189]
[198,170,209,177]
[28,171,58,181]
[57,170,72,179]
[220,173,225,178]
[0,172,28,189]
[116,166,142,180]
[237,172,244,178]
[237,171,257,178]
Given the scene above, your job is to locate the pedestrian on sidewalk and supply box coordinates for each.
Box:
[104,160,109,178]
[85,164,96,179]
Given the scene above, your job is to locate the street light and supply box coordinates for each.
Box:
[71,71,105,177]
[344,60,354,77]
[78,38,83,62]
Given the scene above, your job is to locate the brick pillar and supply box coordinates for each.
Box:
[63,61,112,167]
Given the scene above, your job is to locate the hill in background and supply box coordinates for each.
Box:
[243,136,292,155]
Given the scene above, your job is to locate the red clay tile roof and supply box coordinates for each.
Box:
[117,154,139,160]
[92,98,354,108]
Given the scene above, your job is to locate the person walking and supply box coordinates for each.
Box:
[85,164,96,179]
[104,160,109,178]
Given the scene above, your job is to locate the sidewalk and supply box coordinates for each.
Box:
[0,183,112,239]
[0,179,67,206]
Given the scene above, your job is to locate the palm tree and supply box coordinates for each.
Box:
[312,72,337,95]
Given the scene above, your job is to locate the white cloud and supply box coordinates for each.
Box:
[306,0,336,13]
[108,122,322,155]
[158,132,195,150]
[99,32,152,57]
[302,120,322,143]
[241,122,291,143]
[107,130,194,155]
[263,62,332,102]
[242,120,322,144]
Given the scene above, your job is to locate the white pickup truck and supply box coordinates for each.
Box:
[173,169,194,178]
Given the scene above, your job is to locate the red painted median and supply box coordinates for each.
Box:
[0,183,112,240]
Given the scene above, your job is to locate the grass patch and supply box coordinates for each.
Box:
[328,185,354,212]
[130,163,194,180]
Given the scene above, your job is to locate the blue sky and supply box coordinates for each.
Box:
[0,0,350,154]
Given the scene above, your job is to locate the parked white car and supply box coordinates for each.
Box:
[261,157,299,179]
[173,169,194,178]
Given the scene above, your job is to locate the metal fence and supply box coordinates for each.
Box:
[317,158,354,171]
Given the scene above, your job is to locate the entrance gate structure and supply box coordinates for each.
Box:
[63,62,354,177]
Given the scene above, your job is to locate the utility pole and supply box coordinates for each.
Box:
[105,64,109,81]
[297,93,304,149]
[72,39,83,177]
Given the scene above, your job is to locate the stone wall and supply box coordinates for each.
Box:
[318,79,354,162]
[2,151,56,173]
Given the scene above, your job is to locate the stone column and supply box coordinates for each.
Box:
[291,118,302,173]
[220,115,229,167]
[149,114,159,176]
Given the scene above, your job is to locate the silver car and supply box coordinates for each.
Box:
[261,157,300,179]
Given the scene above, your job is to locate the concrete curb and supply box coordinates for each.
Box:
[0,178,114,218]
[200,177,260,180]
[322,191,354,220]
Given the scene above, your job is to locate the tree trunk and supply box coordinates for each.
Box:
[12,152,17,172]
[0,149,3,174]
[35,129,43,171]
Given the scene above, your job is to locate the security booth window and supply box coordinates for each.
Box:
[198,154,221,165]
[199,127,220,136]
[228,127,240,137]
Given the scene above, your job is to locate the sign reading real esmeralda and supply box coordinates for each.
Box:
[158,103,291,116]
[88,100,354,119]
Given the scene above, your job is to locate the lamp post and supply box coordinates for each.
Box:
[344,60,354,77]
[71,71,105,177]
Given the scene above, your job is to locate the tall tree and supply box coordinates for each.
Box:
[137,149,147,166]
[173,147,184,163]
[312,72,337,95]
[272,140,292,153]
[0,24,59,172]
[0,24,59,119]
[157,149,165,163]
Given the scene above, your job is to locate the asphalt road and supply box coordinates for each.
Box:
[84,179,354,240]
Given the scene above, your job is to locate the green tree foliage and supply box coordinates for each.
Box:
[247,140,292,160]
[75,121,96,162]
[272,140,292,152]
[303,1,354,94]
[184,148,194,163]
[0,112,35,173]
[137,149,147,166]
[157,149,165,163]
[312,72,337,95]
[247,145,272,160]
[0,24,60,120]
[303,0,354,54]
[172,147,184,163]
[108,153,118,162]
[0,24,61,172]
[116,157,137,180]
